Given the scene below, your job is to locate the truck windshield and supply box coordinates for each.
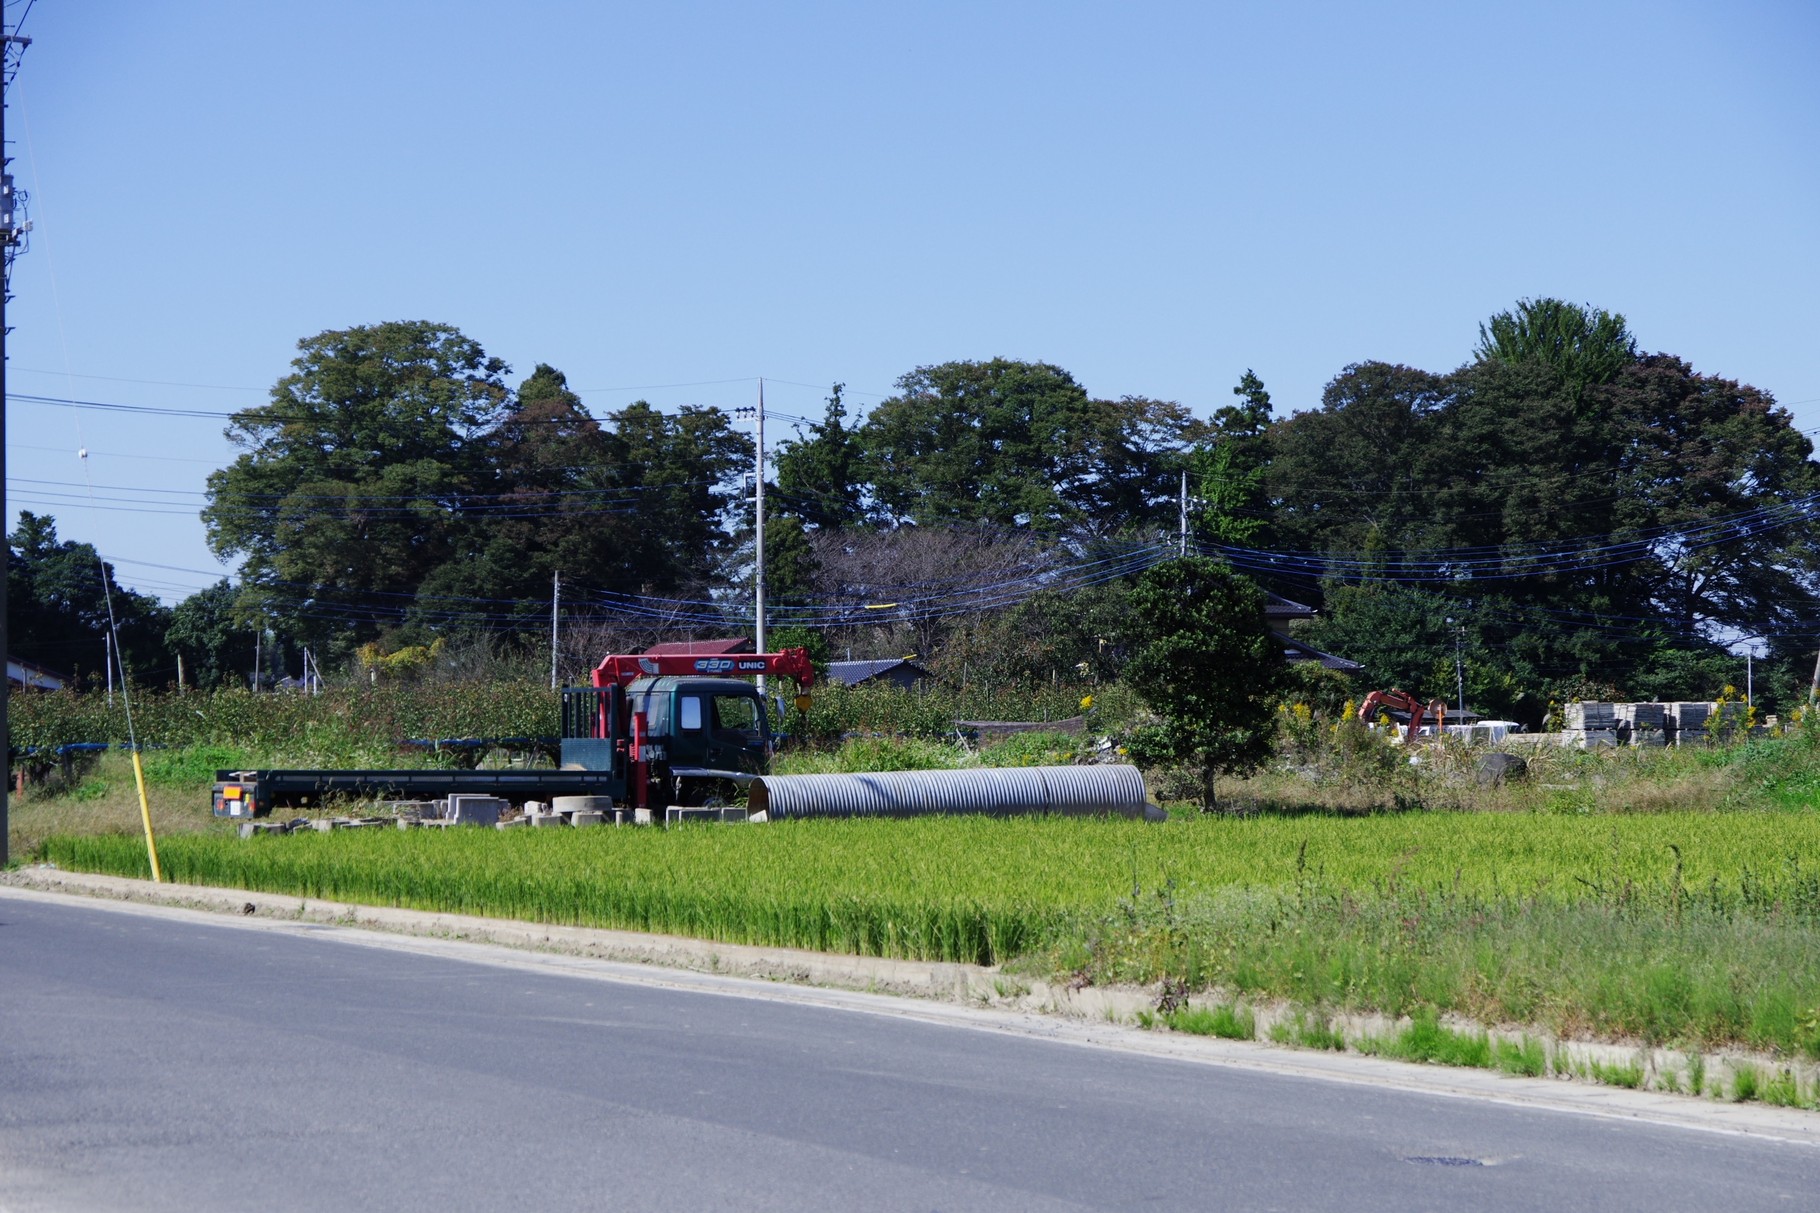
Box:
[711,695,762,737]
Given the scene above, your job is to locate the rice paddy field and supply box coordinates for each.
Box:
[37,806,1820,1057]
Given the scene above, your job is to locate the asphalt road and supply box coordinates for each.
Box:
[2,893,1815,1213]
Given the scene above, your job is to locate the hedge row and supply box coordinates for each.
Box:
[8,679,1133,757]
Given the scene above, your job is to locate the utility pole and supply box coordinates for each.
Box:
[1453,624,1466,715]
[1,15,35,866]
[736,382,767,691]
[1746,646,1754,709]
[549,569,560,690]
[755,379,767,668]
[1178,470,1188,557]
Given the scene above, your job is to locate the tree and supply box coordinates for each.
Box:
[202,321,511,658]
[1191,369,1275,545]
[166,579,249,690]
[1122,557,1283,809]
[1261,300,1820,700]
[772,384,868,530]
[411,363,637,633]
[858,359,1200,533]
[1474,298,1638,399]
[1264,361,1452,557]
[8,511,172,685]
[603,400,752,591]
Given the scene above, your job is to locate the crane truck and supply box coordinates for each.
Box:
[211,648,816,822]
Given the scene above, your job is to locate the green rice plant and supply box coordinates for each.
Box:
[1165,1003,1255,1040]
[1731,1063,1761,1102]
[34,807,1820,1056]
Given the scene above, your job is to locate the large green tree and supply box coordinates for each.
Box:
[202,325,756,659]
[1262,301,1820,704]
[857,359,1201,533]
[203,321,511,656]
[1122,557,1283,809]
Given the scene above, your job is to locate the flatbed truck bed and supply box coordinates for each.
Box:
[212,768,623,818]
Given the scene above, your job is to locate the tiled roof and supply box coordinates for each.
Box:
[826,659,934,687]
[644,638,751,656]
[1264,592,1315,620]
[1272,630,1363,672]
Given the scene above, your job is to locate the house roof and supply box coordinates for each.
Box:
[8,657,67,691]
[644,638,752,657]
[826,658,935,687]
[1264,592,1316,621]
[1272,630,1363,672]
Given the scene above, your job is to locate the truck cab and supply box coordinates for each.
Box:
[558,674,775,812]
[628,675,773,775]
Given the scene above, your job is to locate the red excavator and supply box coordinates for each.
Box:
[1357,689,1448,744]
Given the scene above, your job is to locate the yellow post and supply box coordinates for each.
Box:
[130,749,162,883]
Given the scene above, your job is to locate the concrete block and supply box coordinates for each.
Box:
[568,810,606,827]
[447,795,505,826]
[495,816,527,829]
[553,795,614,815]
[1565,702,1616,730]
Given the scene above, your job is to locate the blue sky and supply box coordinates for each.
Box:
[6,0,1817,605]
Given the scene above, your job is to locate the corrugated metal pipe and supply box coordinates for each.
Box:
[747,764,1158,822]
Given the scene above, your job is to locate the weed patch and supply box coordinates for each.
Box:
[1165,1003,1255,1040]
[1356,1009,1491,1068]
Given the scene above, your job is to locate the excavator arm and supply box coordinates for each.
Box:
[1358,688,1447,743]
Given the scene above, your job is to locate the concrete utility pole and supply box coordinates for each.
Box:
[1178,470,1188,558]
[736,383,767,691]
[0,16,33,866]
[755,379,766,664]
[549,569,560,690]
